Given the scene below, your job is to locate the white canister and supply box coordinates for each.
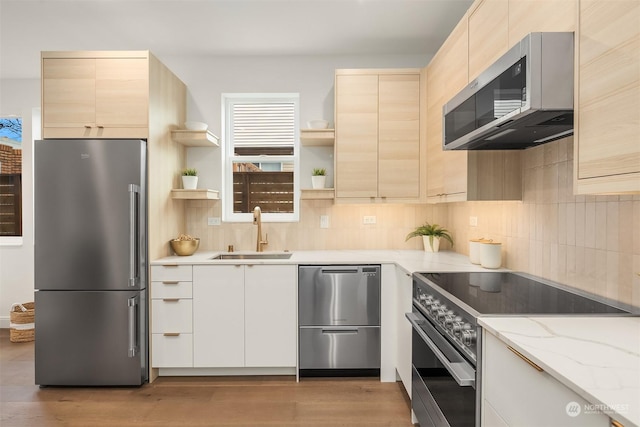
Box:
[480,242,502,269]
[469,238,491,264]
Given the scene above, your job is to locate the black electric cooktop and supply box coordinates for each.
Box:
[416,272,630,315]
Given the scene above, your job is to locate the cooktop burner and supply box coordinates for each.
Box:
[416,272,629,315]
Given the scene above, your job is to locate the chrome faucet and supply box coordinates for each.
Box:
[253,206,268,252]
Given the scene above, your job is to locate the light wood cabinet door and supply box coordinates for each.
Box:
[468,0,509,81]
[508,0,576,43]
[95,58,149,129]
[378,74,420,198]
[576,0,640,194]
[192,265,245,368]
[426,17,470,201]
[42,55,149,139]
[244,265,297,367]
[335,74,379,198]
[42,58,96,130]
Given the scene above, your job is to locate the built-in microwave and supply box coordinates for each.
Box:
[443,32,574,151]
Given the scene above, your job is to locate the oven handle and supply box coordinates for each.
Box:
[406,312,476,387]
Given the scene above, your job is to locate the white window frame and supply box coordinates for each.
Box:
[221,93,300,223]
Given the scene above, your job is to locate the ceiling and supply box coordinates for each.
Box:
[0,0,472,79]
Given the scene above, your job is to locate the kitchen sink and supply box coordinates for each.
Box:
[210,252,293,260]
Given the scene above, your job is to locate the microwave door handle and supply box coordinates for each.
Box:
[406,312,475,387]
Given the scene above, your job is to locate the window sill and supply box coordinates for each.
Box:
[0,237,24,246]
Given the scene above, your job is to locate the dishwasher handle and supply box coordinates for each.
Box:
[321,268,359,274]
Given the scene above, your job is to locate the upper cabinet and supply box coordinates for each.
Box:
[42,51,151,139]
[508,0,576,42]
[426,15,522,203]
[468,0,509,81]
[575,0,640,194]
[335,69,422,202]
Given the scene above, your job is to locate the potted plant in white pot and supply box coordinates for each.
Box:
[311,167,326,189]
[406,222,454,252]
[181,168,198,190]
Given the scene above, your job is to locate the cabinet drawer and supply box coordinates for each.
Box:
[151,299,192,333]
[151,265,192,282]
[151,281,192,299]
[299,326,380,369]
[152,333,193,368]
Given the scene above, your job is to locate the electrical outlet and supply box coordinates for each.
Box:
[363,215,377,225]
[320,215,330,229]
[207,217,221,226]
[469,216,478,227]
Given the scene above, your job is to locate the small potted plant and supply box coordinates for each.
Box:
[405,222,454,252]
[181,168,198,190]
[311,167,326,189]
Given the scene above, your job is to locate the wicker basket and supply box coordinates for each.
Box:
[10,302,35,343]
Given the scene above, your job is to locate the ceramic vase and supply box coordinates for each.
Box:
[182,175,198,190]
[422,236,441,252]
[311,175,326,189]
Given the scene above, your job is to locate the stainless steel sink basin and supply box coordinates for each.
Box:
[210,252,293,260]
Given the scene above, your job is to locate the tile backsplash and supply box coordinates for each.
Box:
[185,137,639,308]
[186,200,450,253]
[447,137,640,308]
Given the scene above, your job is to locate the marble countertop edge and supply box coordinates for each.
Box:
[479,317,640,427]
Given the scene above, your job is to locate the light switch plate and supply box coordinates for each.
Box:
[320,215,329,229]
[469,216,478,227]
[208,217,221,226]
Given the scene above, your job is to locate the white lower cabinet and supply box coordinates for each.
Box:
[244,265,297,367]
[395,267,412,396]
[482,330,610,427]
[193,265,245,367]
[192,264,297,368]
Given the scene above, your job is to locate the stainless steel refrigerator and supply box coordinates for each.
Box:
[34,139,148,386]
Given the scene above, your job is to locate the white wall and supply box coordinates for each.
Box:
[0,78,39,327]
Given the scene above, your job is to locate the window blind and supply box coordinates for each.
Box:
[231,102,295,148]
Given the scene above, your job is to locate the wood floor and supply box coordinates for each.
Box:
[0,330,414,426]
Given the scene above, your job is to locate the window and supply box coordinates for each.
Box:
[0,117,22,237]
[222,94,300,222]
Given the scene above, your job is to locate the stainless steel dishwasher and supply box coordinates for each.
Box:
[298,265,381,376]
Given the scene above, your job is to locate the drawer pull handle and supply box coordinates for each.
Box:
[163,332,180,337]
[322,329,358,335]
[162,281,179,285]
[507,346,543,372]
[162,298,180,302]
[163,264,179,268]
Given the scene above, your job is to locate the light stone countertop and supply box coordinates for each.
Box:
[151,249,497,274]
[479,316,640,427]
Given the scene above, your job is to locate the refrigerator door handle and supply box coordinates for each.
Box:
[128,184,140,287]
[128,296,138,357]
